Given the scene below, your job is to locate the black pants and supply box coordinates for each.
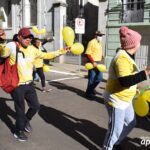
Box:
[11,82,40,131]
[34,67,45,87]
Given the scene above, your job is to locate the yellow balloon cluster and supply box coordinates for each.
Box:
[62,26,84,55]
[70,43,84,55]
[134,89,150,117]
[32,26,46,35]
[43,65,50,72]
[62,26,75,46]
[85,63,106,72]
[97,64,107,72]
[85,63,93,70]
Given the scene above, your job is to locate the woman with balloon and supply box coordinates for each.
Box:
[102,26,150,150]
[31,37,52,92]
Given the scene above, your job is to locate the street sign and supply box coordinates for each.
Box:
[75,18,85,34]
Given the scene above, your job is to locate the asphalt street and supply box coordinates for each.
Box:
[0,67,150,150]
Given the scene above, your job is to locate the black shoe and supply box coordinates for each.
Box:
[13,130,27,142]
[92,90,97,95]
[24,121,32,133]
[85,93,95,99]
[113,144,122,150]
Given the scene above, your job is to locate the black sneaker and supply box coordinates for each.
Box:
[13,130,27,142]
[85,93,95,100]
[113,144,122,150]
[24,121,32,133]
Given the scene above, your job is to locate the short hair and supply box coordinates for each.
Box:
[12,34,18,42]
[31,37,41,47]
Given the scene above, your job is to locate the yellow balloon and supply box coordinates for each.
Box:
[85,63,94,70]
[140,90,150,102]
[62,26,75,46]
[37,27,46,34]
[43,65,50,72]
[32,26,46,34]
[32,26,39,34]
[70,43,84,55]
[134,97,149,117]
[97,64,106,72]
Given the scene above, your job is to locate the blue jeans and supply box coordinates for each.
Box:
[103,102,136,150]
[86,68,103,95]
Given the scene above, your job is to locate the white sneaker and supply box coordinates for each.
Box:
[42,87,52,92]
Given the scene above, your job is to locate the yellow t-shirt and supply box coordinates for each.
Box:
[0,42,64,85]
[85,38,103,61]
[33,46,44,68]
[106,50,138,102]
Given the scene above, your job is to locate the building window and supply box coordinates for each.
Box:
[30,0,37,25]
[122,0,145,23]
[0,0,12,28]
[66,0,79,28]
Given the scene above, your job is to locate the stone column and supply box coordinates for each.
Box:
[22,0,30,27]
[53,2,67,63]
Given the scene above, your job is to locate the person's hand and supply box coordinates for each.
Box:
[145,66,150,75]
[47,36,55,42]
[92,62,97,68]
[64,46,71,52]
[136,89,140,95]
[59,47,71,55]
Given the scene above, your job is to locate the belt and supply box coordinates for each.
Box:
[19,81,32,85]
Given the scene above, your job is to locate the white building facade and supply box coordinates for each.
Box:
[0,0,107,64]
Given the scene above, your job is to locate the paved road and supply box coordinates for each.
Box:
[0,69,150,150]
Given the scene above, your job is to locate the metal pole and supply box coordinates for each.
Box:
[78,34,82,72]
[78,0,83,73]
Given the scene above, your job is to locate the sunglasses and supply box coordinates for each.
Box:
[22,35,33,40]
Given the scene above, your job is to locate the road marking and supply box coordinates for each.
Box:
[49,70,76,75]
[47,76,80,82]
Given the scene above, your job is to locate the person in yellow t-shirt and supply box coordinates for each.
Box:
[0,27,69,142]
[102,26,150,150]
[31,37,52,92]
[85,31,105,99]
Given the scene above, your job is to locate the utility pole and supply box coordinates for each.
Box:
[75,0,85,72]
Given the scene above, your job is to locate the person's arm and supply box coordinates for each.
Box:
[115,55,147,87]
[85,40,97,67]
[42,37,54,45]
[86,54,97,68]
[118,71,147,87]
[35,47,70,60]
[86,54,94,63]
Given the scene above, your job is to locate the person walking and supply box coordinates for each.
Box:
[102,26,150,150]
[0,27,69,142]
[85,31,105,98]
[31,37,52,92]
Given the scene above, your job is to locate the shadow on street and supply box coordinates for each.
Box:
[49,81,104,105]
[136,116,150,132]
[39,105,143,150]
[0,97,15,133]
[39,104,106,150]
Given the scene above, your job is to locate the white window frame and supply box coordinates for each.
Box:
[122,0,144,23]
[0,0,12,28]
